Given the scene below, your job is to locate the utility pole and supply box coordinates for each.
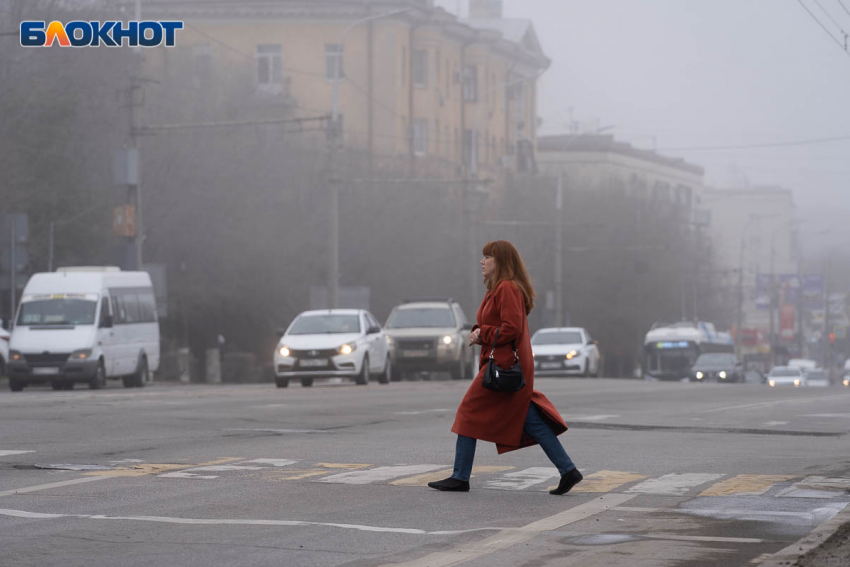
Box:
[9,217,15,328]
[554,172,563,326]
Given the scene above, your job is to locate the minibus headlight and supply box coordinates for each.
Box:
[69,349,93,360]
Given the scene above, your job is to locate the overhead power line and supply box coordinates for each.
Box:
[796,0,850,57]
[838,0,850,18]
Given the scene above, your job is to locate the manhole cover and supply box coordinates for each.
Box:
[34,464,114,471]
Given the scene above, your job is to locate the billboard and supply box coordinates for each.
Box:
[755,274,823,312]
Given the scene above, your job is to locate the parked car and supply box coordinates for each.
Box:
[804,368,830,387]
[689,352,744,383]
[273,309,390,388]
[383,298,475,381]
[767,366,806,388]
[531,327,600,377]
[8,267,160,392]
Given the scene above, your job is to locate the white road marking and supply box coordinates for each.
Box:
[801,413,850,418]
[483,467,561,491]
[225,428,329,434]
[158,472,218,479]
[0,450,35,457]
[187,465,264,472]
[0,507,504,535]
[394,409,452,415]
[0,477,110,498]
[238,459,298,467]
[568,415,619,421]
[108,459,144,464]
[318,465,446,485]
[627,473,724,495]
[697,394,850,414]
[643,533,766,544]
[761,421,789,427]
[379,493,638,567]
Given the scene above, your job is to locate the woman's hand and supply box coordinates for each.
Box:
[468,328,481,346]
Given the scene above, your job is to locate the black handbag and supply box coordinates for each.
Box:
[482,329,526,393]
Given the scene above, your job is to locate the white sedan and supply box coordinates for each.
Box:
[273,309,391,388]
[531,327,600,377]
[767,366,806,388]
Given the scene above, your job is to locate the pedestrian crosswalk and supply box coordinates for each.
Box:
[2,450,847,500]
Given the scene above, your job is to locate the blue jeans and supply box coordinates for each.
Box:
[452,403,576,481]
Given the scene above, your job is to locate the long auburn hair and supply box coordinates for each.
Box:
[482,240,536,315]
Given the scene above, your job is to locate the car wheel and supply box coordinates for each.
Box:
[275,378,289,388]
[89,362,106,390]
[10,379,26,392]
[131,357,149,388]
[582,361,589,377]
[450,358,464,380]
[300,377,314,387]
[51,381,64,391]
[390,365,403,382]
[355,356,370,385]
[122,376,134,388]
[64,381,75,390]
[378,357,391,385]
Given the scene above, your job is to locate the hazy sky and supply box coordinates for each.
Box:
[438,0,850,255]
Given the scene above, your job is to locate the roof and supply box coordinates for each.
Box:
[298,309,362,316]
[462,18,543,56]
[537,134,704,176]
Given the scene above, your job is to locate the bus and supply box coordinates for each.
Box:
[642,321,734,381]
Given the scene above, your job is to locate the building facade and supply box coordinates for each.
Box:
[140,0,548,178]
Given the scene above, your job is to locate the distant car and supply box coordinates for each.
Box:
[0,325,9,379]
[788,358,817,373]
[804,369,830,388]
[383,298,475,381]
[273,309,390,388]
[531,327,600,377]
[767,366,805,388]
[843,373,850,388]
[689,352,744,383]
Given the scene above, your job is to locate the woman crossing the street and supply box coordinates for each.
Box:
[428,240,583,495]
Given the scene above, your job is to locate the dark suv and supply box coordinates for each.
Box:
[384,298,476,381]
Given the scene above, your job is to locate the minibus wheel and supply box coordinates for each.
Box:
[89,362,106,390]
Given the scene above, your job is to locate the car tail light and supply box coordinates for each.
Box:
[0,335,8,342]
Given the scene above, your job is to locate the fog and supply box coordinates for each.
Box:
[441,0,850,256]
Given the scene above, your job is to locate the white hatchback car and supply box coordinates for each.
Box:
[767,366,806,388]
[274,309,390,388]
[531,327,600,377]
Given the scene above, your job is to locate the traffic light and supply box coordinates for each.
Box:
[829,333,835,344]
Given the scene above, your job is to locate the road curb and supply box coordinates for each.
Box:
[759,501,850,567]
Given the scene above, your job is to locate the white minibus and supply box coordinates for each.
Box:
[8,267,160,391]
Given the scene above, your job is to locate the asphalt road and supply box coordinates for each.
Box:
[1,377,849,567]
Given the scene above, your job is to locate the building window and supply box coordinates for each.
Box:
[412,119,428,156]
[412,49,428,87]
[401,47,406,86]
[463,65,477,102]
[325,44,343,80]
[463,129,477,169]
[652,181,671,202]
[256,44,283,90]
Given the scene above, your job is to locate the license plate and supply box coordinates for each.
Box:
[299,359,328,368]
[402,350,429,357]
[33,367,60,375]
[541,362,561,370]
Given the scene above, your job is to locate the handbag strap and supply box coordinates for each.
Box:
[488,329,519,363]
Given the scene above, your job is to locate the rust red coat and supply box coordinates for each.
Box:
[451,280,568,454]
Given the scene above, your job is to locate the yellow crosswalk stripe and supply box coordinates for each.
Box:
[264,463,371,481]
[84,457,244,477]
[390,466,515,486]
[547,470,647,493]
[698,474,796,496]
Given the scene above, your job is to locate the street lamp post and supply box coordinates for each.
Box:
[327,9,409,309]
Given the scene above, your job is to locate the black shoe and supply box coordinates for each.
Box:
[550,468,583,495]
[427,477,470,492]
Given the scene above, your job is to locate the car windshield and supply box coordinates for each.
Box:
[694,353,736,366]
[532,331,583,345]
[288,314,361,335]
[806,371,826,379]
[386,308,455,328]
[17,298,98,326]
[769,368,801,377]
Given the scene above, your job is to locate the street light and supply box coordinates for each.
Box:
[326,9,410,309]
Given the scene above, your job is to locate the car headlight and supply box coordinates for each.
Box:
[10,350,24,362]
[565,350,578,360]
[441,335,453,345]
[844,378,849,387]
[793,379,800,387]
[69,349,93,360]
[769,380,775,387]
[278,346,290,357]
[695,371,704,380]
[339,344,355,355]
[386,336,393,346]
[718,371,727,379]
